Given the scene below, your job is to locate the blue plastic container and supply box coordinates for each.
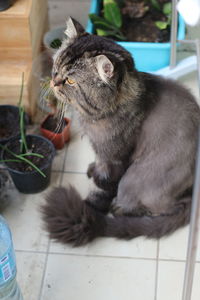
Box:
[0,215,23,300]
[86,0,185,72]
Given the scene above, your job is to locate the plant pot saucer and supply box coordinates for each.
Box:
[40,114,71,150]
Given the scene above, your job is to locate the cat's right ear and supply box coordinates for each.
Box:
[65,17,85,40]
[96,55,114,83]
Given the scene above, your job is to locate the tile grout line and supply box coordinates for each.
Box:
[37,238,51,300]
[154,240,160,300]
[37,109,76,300]
[37,110,73,300]
[15,248,200,262]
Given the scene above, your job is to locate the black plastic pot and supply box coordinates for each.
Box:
[1,135,55,194]
[0,0,12,11]
[0,105,29,145]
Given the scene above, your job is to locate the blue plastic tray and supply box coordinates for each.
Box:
[86,0,185,72]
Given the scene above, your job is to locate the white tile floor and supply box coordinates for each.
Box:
[2,70,200,300]
[2,1,200,299]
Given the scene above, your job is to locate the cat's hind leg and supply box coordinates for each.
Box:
[85,190,115,214]
[87,160,126,193]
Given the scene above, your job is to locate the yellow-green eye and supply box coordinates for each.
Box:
[66,78,75,85]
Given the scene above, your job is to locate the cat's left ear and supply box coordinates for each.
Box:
[65,17,85,39]
[96,55,114,82]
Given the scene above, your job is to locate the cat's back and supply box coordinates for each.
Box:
[141,73,200,128]
[133,73,200,158]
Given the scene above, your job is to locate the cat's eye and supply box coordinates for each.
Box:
[66,78,75,85]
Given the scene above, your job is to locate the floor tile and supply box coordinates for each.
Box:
[157,260,185,300]
[61,172,95,197]
[50,237,158,259]
[157,260,200,300]
[16,251,46,300]
[2,172,61,252]
[159,225,200,262]
[41,254,156,300]
[159,226,189,261]
[52,147,66,171]
[64,135,95,173]
[192,263,200,300]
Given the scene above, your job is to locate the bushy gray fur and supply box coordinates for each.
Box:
[41,18,200,246]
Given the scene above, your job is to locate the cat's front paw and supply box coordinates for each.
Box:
[87,162,118,192]
[87,162,110,180]
[87,162,96,178]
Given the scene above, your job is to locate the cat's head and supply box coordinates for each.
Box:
[51,18,135,119]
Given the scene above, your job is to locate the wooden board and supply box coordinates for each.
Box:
[0,0,49,116]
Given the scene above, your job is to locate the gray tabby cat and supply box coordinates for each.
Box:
[42,18,200,246]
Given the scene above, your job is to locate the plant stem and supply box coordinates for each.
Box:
[20,153,44,158]
[0,144,46,178]
[20,106,28,153]
[16,156,46,178]
[0,159,21,163]
[18,72,24,107]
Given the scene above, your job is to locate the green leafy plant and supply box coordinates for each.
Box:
[50,38,62,49]
[0,73,46,178]
[150,0,161,11]
[89,0,126,40]
[155,2,172,30]
[89,0,173,40]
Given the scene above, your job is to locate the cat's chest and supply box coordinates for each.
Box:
[83,119,134,160]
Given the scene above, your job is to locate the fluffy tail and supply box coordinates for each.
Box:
[41,186,191,246]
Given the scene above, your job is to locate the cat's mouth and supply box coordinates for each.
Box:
[51,84,73,105]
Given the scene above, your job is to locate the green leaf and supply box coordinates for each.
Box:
[0,144,46,178]
[103,0,122,28]
[0,159,21,163]
[89,14,115,29]
[16,156,46,178]
[96,28,126,41]
[96,28,114,36]
[163,2,172,16]
[151,0,161,11]
[93,20,114,30]
[20,152,44,159]
[155,21,168,30]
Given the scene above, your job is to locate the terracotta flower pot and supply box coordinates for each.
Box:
[40,114,71,150]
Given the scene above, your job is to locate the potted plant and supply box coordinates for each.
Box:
[43,26,65,55]
[0,74,55,194]
[0,0,12,11]
[40,92,71,150]
[86,0,185,72]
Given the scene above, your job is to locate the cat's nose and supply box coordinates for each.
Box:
[52,77,65,87]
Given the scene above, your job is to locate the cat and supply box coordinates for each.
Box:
[42,18,200,246]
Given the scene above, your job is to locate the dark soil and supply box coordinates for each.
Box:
[3,136,54,173]
[100,0,171,42]
[121,7,170,42]
[0,107,20,140]
[42,115,67,133]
